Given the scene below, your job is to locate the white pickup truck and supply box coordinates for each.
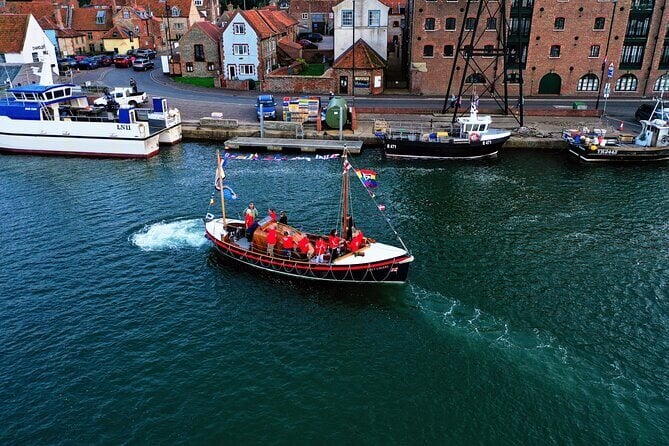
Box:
[93,87,147,108]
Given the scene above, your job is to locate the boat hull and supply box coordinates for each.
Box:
[383,135,510,160]
[205,230,413,284]
[567,143,669,162]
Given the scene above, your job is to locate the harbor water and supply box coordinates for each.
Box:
[1,145,667,444]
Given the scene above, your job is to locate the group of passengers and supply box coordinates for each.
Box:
[243,202,366,262]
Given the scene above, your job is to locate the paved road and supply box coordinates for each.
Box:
[69,64,650,130]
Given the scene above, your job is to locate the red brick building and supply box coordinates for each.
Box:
[409,0,669,98]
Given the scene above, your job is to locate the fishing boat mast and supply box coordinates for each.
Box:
[216,149,226,226]
[341,145,349,236]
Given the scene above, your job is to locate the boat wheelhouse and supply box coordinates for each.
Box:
[0,83,181,158]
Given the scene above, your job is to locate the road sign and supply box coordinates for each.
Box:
[607,63,614,79]
[603,83,610,98]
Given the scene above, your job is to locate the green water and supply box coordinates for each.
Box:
[0,146,667,444]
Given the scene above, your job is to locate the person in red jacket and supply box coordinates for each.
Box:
[268,208,277,222]
[328,229,342,260]
[314,238,326,263]
[348,229,364,252]
[266,224,278,256]
[282,231,294,258]
[296,235,314,260]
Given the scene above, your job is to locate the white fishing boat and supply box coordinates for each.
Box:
[0,83,181,158]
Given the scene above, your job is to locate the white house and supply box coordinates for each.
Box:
[221,9,297,83]
[0,14,58,84]
[332,0,388,61]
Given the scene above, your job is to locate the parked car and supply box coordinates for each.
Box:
[135,49,157,59]
[297,32,323,42]
[297,39,318,49]
[113,55,133,68]
[132,58,154,71]
[76,57,100,70]
[57,57,77,70]
[634,103,669,122]
[93,55,113,67]
[256,94,277,120]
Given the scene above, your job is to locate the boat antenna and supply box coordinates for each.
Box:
[216,149,227,226]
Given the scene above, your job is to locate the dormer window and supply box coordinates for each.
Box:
[123,10,130,19]
[171,6,180,16]
[95,10,106,24]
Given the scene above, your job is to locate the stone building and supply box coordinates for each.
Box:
[178,21,222,83]
[288,0,339,35]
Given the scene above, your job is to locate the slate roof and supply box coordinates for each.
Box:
[0,14,30,53]
[333,39,386,69]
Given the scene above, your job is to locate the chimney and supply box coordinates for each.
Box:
[53,2,64,28]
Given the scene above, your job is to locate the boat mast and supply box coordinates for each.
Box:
[341,145,349,236]
[216,149,227,226]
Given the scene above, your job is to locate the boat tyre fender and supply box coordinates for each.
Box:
[469,132,481,143]
[661,136,669,145]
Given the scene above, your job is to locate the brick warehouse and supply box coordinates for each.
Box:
[408,0,669,98]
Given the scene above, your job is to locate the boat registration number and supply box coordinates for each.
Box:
[116,124,132,130]
[386,144,397,149]
[597,149,618,155]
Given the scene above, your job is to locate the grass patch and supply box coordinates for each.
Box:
[301,63,325,76]
[174,76,215,88]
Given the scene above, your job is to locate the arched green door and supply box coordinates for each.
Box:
[538,73,561,94]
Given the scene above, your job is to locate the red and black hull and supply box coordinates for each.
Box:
[206,233,412,283]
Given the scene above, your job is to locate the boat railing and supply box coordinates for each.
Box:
[381,120,456,139]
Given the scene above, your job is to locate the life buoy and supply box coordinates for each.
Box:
[469,132,481,143]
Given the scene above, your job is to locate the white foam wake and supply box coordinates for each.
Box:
[131,218,208,251]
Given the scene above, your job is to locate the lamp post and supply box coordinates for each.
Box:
[595,0,617,110]
[165,3,174,61]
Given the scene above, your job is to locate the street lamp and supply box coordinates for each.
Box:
[165,3,174,61]
[595,0,617,110]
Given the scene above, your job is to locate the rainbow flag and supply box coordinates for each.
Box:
[354,168,378,188]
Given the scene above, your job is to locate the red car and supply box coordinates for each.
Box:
[113,55,133,68]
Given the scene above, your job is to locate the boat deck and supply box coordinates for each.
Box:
[224,137,362,154]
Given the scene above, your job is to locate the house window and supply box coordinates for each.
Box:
[425,18,435,31]
[123,10,130,19]
[354,76,370,88]
[653,74,669,92]
[88,44,95,52]
[484,45,494,56]
[186,62,193,72]
[171,6,180,16]
[233,23,246,34]
[443,45,454,57]
[445,17,456,31]
[577,73,599,91]
[368,10,380,27]
[207,62,215,71]
[95,10,105,24]
[174,23,183,29]
[550,45,561,57]
[505,72,521,83]
[393,21,399,28]
[302,13,308,20]
[621,44,644,64]
[423,45,434,57]
[465,73,485,83]
[465,17,476,30]
[239,64,254,75]
[32,52,39,62]
[615,74,638,91]
[594,17,605,30]
[342,10,353,27]
[87,32,93,39]
[589,45,600,58]
[486,18,496,30]
[194,44,205,61]
[554,17,565,30]
[233,44,249,55]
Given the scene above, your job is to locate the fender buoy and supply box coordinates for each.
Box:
[469,132,480,143]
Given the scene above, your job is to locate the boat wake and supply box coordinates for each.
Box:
[131,218,208,251]
[408,283,568,361]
